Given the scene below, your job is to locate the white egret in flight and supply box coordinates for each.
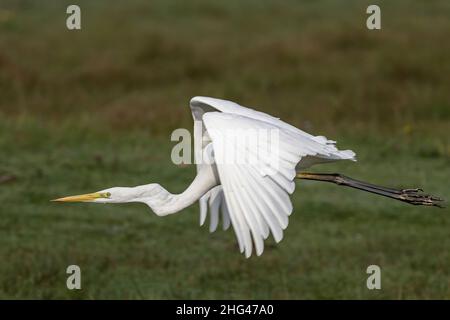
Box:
[53,97,443,257]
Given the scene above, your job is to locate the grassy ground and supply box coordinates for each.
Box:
[0,0,449,299]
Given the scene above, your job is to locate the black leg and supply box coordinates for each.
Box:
[296,172,444,207]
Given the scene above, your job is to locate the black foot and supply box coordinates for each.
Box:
[399,189,444,207]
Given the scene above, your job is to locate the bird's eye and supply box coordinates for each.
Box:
[103,192,111,198]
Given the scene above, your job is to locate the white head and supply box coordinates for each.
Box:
[52,184,169,205]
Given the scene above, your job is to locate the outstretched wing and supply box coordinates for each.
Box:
[190,97,355,256]
[202,111,349,257]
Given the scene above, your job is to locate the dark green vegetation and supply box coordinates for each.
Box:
[0,0,448,299]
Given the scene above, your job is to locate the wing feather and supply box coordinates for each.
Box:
[190,96,356,257]
[202,112,309,256]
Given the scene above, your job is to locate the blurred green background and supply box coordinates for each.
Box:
[0,0,449,299]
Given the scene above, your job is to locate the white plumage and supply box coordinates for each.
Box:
[190,97,355,257]
[54,96,357,258]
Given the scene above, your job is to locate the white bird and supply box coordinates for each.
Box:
[53,96,443,257]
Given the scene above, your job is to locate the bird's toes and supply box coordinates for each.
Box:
[399,188,445,208]
[401,188,423,194]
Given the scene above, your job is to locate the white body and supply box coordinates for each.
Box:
[58,97,356,258]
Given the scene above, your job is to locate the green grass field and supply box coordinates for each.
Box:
[0,0,449,299]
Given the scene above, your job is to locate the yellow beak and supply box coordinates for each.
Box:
[52,192,106,202]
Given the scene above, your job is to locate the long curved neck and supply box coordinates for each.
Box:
[144,166,219,216]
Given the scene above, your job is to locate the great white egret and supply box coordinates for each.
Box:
[53,96,443,257]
